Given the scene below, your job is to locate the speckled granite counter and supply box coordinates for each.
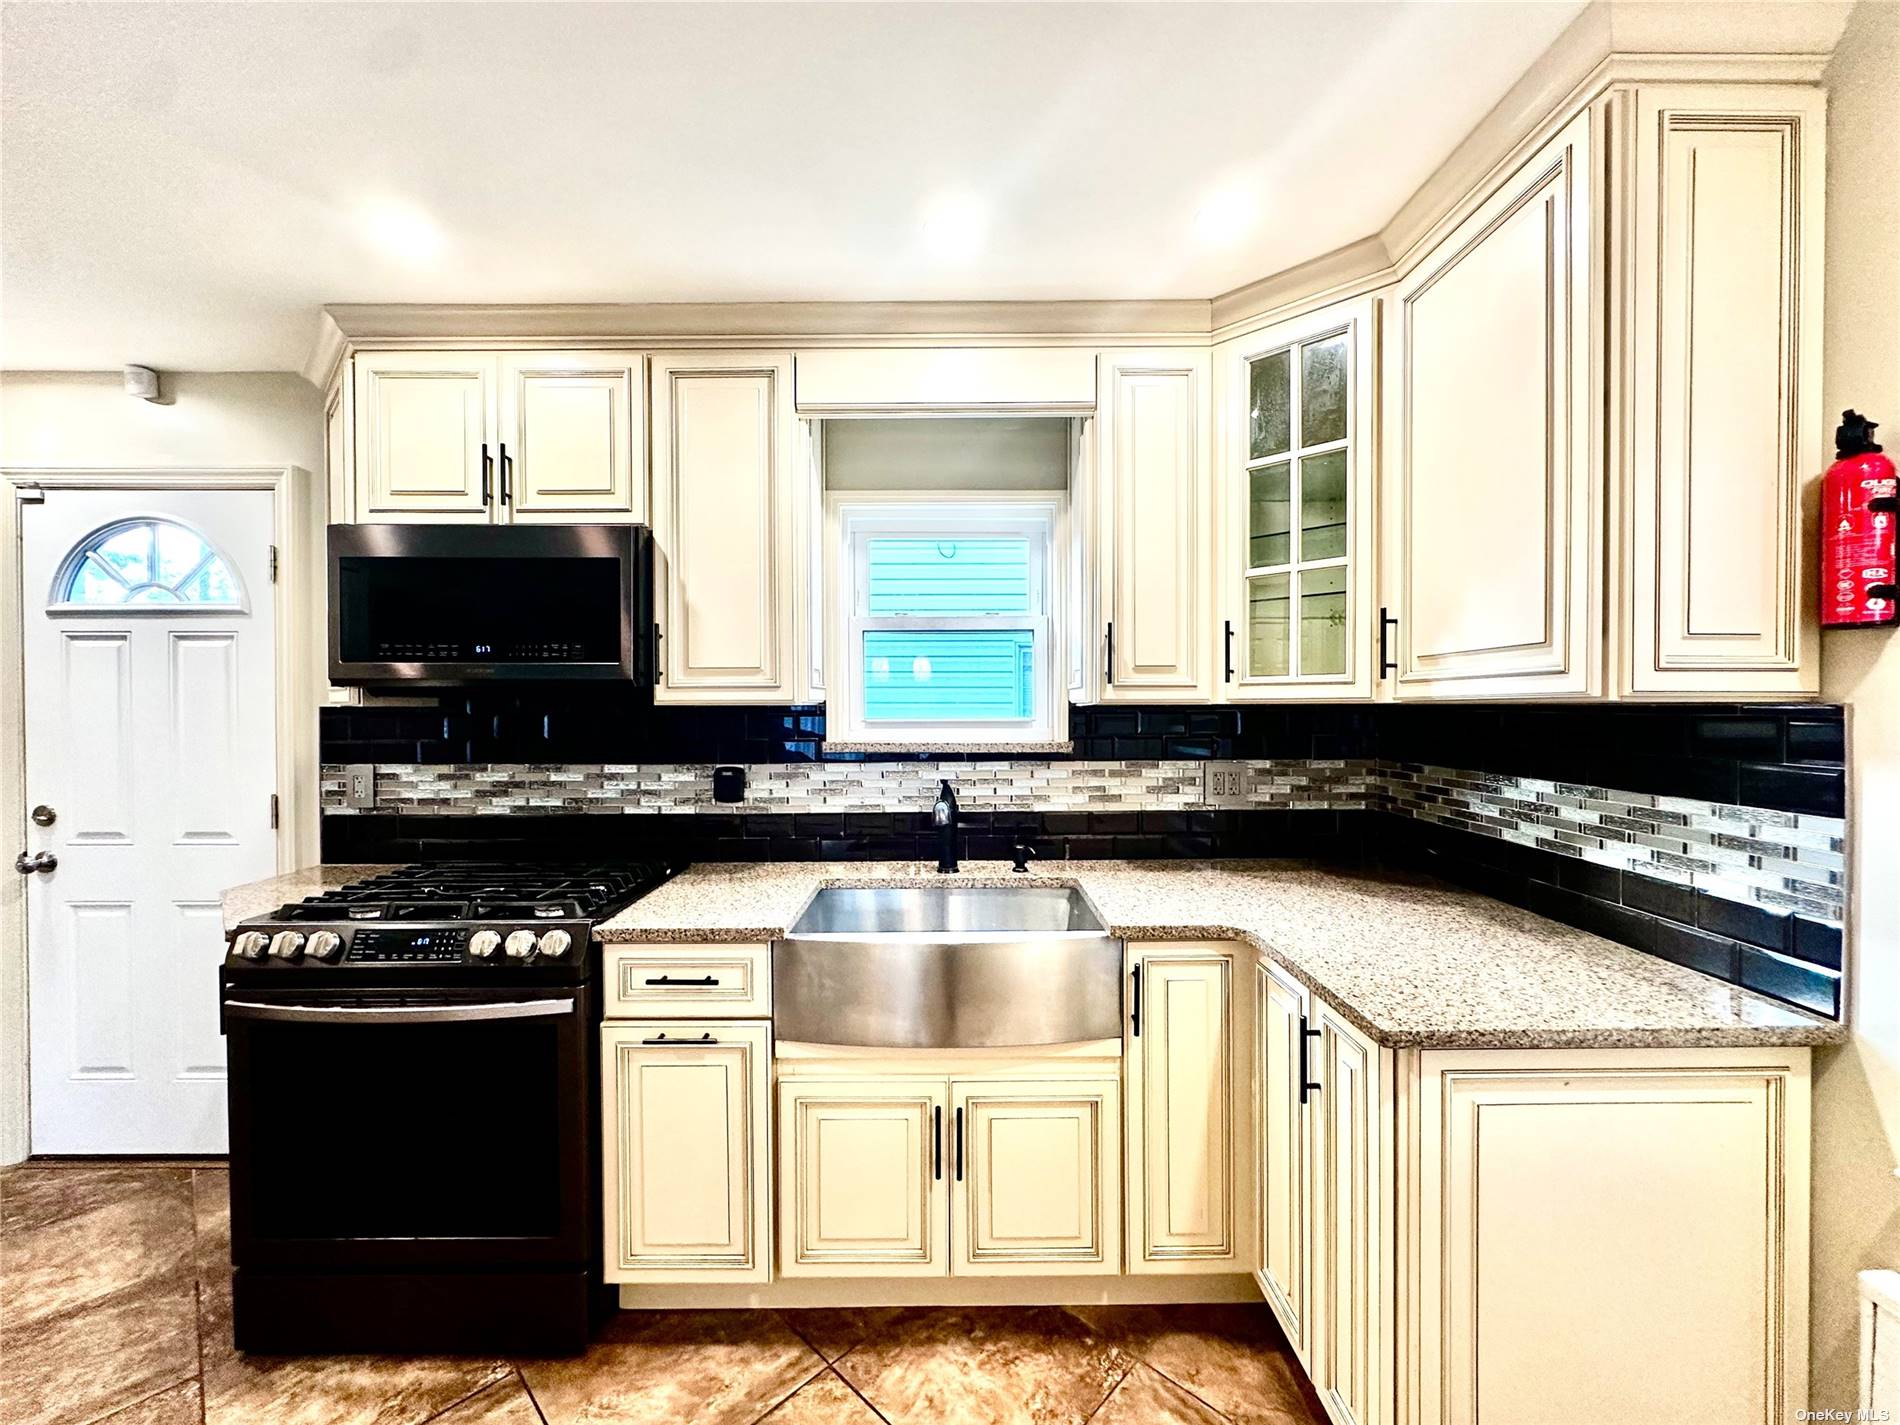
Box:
[221,864,399,929]
[597,860,1843,1050]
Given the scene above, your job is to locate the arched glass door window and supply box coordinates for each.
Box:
[50,518,245,611]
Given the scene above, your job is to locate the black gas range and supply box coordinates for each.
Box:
[219,861,672,1355]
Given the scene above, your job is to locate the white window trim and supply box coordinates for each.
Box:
[826,490,1067,747]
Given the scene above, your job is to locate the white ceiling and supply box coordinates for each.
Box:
[0,0,1589,373]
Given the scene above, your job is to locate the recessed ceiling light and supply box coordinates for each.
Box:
[919,191,988,261]
[1193,183,1260,247]
[358,197,445,264]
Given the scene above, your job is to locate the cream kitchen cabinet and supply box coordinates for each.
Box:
[1615,84,1824,697]
[600,1021,770,1283]
[778,1072,1120,1279]
[346,350,647,524]
[1254,958,1314,1362]
[1096,350,1214,702]
[649,352,801,703]
[1384,108,1603,700]
[1218,299,1377,701]
[1125,944,1242,1272]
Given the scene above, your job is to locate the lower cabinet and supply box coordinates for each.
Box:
[778,1074,1120,1278]
[601,1021,771,1283]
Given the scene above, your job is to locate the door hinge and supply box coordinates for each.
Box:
[269,545,279,583]
[269,794,279,830]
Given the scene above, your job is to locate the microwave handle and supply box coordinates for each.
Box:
[223,998,573,1025]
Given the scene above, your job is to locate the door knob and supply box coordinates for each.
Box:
[14,851,57,875]
[30,805,55,827]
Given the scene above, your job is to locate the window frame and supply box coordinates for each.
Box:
[46,515,249,615]
[826,491,1066,747]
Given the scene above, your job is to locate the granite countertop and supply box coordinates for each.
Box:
[596,859,1844,1050]
[221,864,399,929]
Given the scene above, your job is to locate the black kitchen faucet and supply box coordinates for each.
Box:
[933,779,959,873]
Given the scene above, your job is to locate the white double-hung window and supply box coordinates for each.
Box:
[828,495,1062,745]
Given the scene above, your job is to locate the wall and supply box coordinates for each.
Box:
[0,369,325,1164]
[1812,0,1900,1408]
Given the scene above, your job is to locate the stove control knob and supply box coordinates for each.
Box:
[468,930,502,960]
[268,931,305,962]
[306,931,343,962]
[537,929,572,959]
[504,929,539,960]
[232,931,268,961]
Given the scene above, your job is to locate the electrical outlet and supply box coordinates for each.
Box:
[1201,761,1252,806]
[343,764,377,810]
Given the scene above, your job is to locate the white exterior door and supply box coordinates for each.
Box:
[21,487,278,1154]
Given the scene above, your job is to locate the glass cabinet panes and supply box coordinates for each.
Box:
[1299,566,1347,675]
[1249,463,1291,567]
[1300,338,1348,446]
[1299,451,1347,562]
[1240,325,1352,681]
[1249,349,1290,459]
[1248,573,1290,677]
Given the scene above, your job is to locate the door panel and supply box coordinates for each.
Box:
[353,352,497,521]
[1256,958,1312,1361]
[1314,1001,1386,1425]
[951,1078,1119,1276]
[501,351,646,521]
[1624,86,1823,694]
[602,1023,769,1282]
[1389,110,1600,698]
[778,1079,948,1277]
[1126,948,1236,1271]
[651,353,796,701]
[1098,350,1212,700]
[23,487,278,1153]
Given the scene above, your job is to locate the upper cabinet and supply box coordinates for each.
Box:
[1096,349,1214,702]
[1384,109,1603,700]
[1616,85,1824,697]
[1218,299,1377,701]
[650,352,801,703]
[794,348,1097,415]
[345,350,646,525]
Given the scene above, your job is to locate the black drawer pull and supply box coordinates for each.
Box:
[1130,964,1141,1037]
[1298,1015,1322,1105]
[645,975,719,987]
[642,1032,717,1047]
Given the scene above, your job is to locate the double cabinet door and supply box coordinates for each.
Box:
[777,1076,1120,1278]
[1256,959,1390,1425]
[351,350,646,523]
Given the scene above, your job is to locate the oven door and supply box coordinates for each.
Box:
[223,985,591,1270]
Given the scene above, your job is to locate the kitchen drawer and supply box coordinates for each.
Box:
[605,945,771,1018]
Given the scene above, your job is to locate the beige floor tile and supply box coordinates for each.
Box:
[755,1369,884,1424]
[0,1166,192,1236]
[2,1168,195,1326]
[0,1275,200,1425]
[427,1375,544,1425]
[774,1307,912,1363]
[90,1378,204,1425]
[1064,1305,1320,1425]
[519,1309,824,1425]
[1090,1363,1229,1425]
[834,1306,1133,1425]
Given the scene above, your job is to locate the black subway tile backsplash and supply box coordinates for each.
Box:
[1737,946,1841,1018]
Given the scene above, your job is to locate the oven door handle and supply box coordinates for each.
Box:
[222,998,574,1025]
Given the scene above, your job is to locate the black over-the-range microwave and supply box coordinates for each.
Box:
[327,523,655,686]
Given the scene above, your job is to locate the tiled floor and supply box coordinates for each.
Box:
[1,1162,1327,1425]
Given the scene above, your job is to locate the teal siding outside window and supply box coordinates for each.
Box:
[864,537,1031,615]
[862,630,1035,721]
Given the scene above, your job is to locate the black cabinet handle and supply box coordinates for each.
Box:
[1130,964,1142,1037]
[652,623,664,683]
[954,1107,964,1182]
[1223,620,1235,683]
[642,1031,717,1047]
[645,975,718,987]
[480,442,493,504]
[1298,1015,1322,1105]
[1378,607,1399,679]
[1105,622,1115,684]
[499,442,513,504]
[933,1105,943,1181]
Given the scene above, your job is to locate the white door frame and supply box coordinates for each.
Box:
[0,466,314,1164]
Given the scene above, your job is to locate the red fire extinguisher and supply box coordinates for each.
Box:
[1821,409,1898,628]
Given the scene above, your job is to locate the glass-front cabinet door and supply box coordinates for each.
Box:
[1219,298,1376,700]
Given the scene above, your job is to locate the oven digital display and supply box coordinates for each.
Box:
[347,928,468,963]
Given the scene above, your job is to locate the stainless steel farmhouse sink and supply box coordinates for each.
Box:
[773,885,1123,1049]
